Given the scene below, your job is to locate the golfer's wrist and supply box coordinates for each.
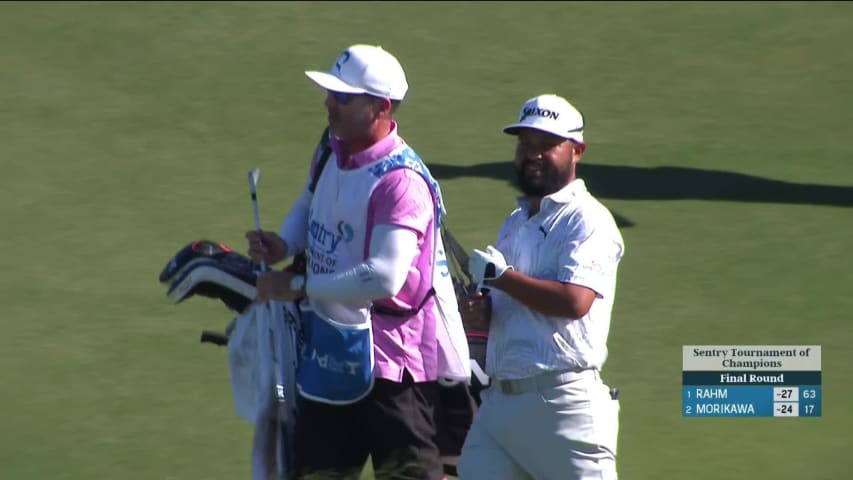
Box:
[487,267,513,289]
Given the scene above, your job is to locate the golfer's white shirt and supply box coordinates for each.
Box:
[487,179,625,380]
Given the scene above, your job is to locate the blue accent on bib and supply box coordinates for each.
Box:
[367,147,446,227]
[296,308,374,404]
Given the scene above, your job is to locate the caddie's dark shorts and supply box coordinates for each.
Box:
[434,332,488,459]
[295,369,443,480]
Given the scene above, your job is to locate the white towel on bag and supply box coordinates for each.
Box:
[229,301,300,480]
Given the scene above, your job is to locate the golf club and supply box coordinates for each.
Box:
[247,166,294,478]
[248,167,267,272]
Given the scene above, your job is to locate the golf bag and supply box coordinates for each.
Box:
[158,231,489,476]
[159,239,302,480]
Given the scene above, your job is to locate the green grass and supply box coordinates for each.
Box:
[2,2,851,479]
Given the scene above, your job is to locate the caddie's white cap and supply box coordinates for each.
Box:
[503,94,585,144]
[305,44,409,101]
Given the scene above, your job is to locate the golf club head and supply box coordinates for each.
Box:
[248,167,261,192]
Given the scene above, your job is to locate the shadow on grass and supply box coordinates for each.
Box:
[430,161,853,228]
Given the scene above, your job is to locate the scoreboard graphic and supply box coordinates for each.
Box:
[683,345,821,417]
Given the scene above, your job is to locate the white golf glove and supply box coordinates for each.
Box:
[469,245,513,291]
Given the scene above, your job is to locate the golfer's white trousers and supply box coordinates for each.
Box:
[457,369,619,480]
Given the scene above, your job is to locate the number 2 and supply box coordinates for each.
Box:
[685,406,692,414]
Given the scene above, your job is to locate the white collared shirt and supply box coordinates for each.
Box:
[487,179,625,380]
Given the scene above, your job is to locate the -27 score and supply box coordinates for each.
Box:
[777,388,817,399]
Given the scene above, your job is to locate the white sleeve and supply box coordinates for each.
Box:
[306,224,418,302]
[277,187,311,254]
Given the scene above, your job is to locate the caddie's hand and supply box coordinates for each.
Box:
[460,290,492,332]
[468,245,512,290]
[246,230,287,266]
[255,270,297,302]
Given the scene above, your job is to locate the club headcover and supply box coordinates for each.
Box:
[159,240,254,283]
[167,260,257,313]
[160,240,259,314]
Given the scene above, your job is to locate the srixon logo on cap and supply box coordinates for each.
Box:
[521,107,560,121]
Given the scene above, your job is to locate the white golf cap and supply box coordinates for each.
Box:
[503,94,585,144]
[305,44,409,101]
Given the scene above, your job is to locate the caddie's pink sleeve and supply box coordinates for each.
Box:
[365,169,433,257]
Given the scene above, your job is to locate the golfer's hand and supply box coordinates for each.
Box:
[255,270,297,302]
[246,230,287,266]
[460,290,492,332]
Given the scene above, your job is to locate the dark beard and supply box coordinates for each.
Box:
[514,162,572,197]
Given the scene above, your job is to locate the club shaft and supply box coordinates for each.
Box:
[248,171,268,272]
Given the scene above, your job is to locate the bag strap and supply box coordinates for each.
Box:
[290,127,332,272]
[309,126,333,194]
[372,287,436,317]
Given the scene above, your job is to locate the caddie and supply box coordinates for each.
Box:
[248,44,466,480]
